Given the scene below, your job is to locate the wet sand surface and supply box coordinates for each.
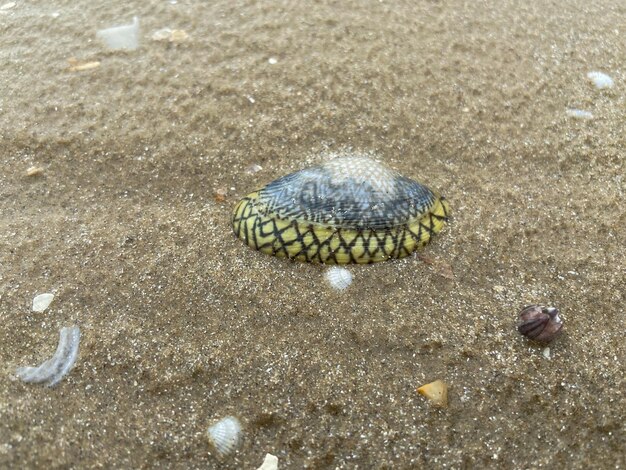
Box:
[1,1,624,468]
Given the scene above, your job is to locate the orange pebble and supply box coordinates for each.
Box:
[417,380,448,407]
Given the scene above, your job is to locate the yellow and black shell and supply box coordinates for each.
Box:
[232,156,449,264]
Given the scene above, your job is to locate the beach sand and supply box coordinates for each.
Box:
[1,0,624,468]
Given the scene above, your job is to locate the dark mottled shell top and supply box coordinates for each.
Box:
[260,157,436,230]
[233,156,449,264]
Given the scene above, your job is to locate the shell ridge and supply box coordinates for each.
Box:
[519,318,546,336]
[240,199,252,243]
[301,226,318,262]
[317,231,334,263]
[335,228,354,263]
[409,223,424,245]
[392,227,404,258]
[251,204,263,251]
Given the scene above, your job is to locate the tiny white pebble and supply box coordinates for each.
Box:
[268,57,278,65]
[542,347,551,360]
[32,293,55,312]
[247,96,256,104]
[587,71,614,89]
[325,266,353,291]
[566,109,593,119]
[245,163,263,174]
[151,28,172,41]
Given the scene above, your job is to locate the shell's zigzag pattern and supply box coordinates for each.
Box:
[233,156,450,264]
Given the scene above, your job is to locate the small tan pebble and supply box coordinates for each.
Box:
[152,28,189,43]
[492,285,505,293]
[417,379,448,407]
[257,453,278,470]
[67,57,101,72]
[169,29,189,43]
[151,28,172,41]
[214,187,228,202]
[26,166,44,176]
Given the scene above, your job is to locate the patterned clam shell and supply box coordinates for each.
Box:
[233,156,450,264]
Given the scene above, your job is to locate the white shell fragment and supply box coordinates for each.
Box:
[32,293,55,312]
[16,326,81,387]
[257,453,279,470]
[96,16,140,51]
[207,416,242,458]
[587,71,614,90]
[325,266,353,291]
[566,109,593,120]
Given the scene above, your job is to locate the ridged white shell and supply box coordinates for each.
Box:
[325,266,353,290]
[587,71,614,89]
[207,416,242,458]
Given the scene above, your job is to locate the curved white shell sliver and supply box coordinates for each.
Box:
[16,326,81,387]
[207,416,242,458]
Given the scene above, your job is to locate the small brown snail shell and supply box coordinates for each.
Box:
[517,305,563,343]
